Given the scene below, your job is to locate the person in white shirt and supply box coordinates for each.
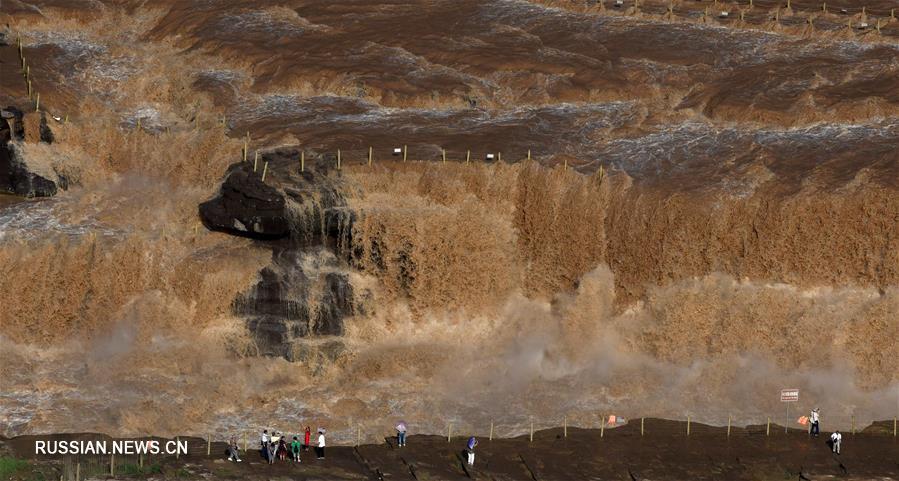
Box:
[830,431,842,454]
[316,429,326,460]
[809,408,820,437]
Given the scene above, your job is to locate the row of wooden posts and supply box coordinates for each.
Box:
[610,0,896,27]
[56,416,899,480]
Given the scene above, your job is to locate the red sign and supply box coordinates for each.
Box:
[781,389,799,402]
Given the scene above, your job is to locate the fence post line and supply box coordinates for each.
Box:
[368,146,372,166]
[207,434,211,455]
[243,139,248,161]
[498,152,502,163]
[261,161,269,182]
[766,418,770,436]
[563,416,567,438]
[403,145,407,162]
[447,422,452,442]
[641,418,644,436]
[466,150,470,164]
[530,422,534,442]
[600,414,605,438]
[110,454,115,476]
[337,149,341,170]
[489,421,494,441]
[76,463,80,481]
[35,93,40,112]
[254,151,259,172]
[300,151,305,172]
[687,416,691,436]
[727,415,731,438]
[893,417,896,437]
[564,158,568,170]
[139,453,143,468]
[527,149,531,161]
[176,437,180,459]
[356,425,361,447]
[442,148,446,163]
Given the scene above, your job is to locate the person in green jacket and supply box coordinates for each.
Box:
[291,436,302,462]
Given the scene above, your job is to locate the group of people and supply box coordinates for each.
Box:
[808,408,842,455]
[259,427,326,463]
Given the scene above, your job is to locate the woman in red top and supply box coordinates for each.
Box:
[303,426,311,451]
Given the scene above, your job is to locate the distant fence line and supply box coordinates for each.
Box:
[39,413,899,480]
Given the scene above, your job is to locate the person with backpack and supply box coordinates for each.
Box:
[291,435,302,462]
[466,436,478,466]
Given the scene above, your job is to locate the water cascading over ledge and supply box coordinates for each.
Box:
[199,148,363,366]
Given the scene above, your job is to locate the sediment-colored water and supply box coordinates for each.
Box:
[0,0,897,442]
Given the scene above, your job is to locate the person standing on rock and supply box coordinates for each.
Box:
[809,408,820,437]
[830,431,842,455]
[291,435,302,462]
[396,421,407,447]
[466,436,478,466]
[261,429,270,460]
[316,428,326,460]
[304,426,312,451]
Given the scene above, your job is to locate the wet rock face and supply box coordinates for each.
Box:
[0,107,59,198]
[235,249,358,362]
[199,163,289,239]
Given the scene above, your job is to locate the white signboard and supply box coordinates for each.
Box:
[781,389,799,402]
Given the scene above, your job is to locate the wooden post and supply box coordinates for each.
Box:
[139,453,144,468]
[530,422,534,442]
[28,80,32,97]
[442,148,446,163]
[207,434,211,455]
[563,416,567,438]
[851,416,855,435]
[356,426,361,446]
[447,423,452,442]
[254,151,259,172]
[137,118,141,131]
[403,145,407,162]
[176,437,180,459]
[498,152,502,163]
[564,158,568,170]
[262,162,269,181]
[466,150,470,164]
[337,149,341,170]
[766,417,770,436]
[35,93,39,112]
[110,454,115,476]
[600,416,605,438]
[641,418,644,436]
[727,415,731,438]
[300,151,305,172]
[894,417,896,437]
[489,421,494,441]
[786,0,790,9]
[687,416,691,436]
[822,3,826,12]
[76,463,80,481]
[527,149,531,161]
[368,146,372,166]
[64,114,68,124]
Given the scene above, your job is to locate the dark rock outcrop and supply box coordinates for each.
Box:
[199,163,289,239]
[235,249,360,362]
[1,107,59,198]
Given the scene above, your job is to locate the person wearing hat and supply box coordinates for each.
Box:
[809,408,820,437]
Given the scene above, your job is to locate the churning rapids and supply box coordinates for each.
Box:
[1,0,897,442]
